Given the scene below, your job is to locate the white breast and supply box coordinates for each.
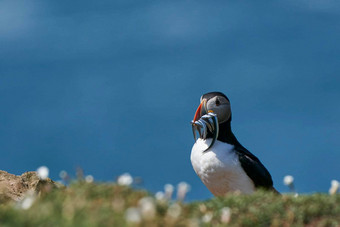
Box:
[191,138,255,196]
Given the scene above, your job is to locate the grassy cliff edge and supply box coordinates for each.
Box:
[0,181,339,226]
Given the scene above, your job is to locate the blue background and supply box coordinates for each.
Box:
[1,0,339,200]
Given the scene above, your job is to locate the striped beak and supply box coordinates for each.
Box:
[193,99,207,122]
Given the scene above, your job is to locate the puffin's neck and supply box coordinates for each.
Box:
[217,120,241,146]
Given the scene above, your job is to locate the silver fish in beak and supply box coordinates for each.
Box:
[191,99,219,152]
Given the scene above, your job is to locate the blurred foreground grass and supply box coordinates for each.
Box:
[0,182,339,227]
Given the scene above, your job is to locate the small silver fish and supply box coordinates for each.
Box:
[191,113,219,152]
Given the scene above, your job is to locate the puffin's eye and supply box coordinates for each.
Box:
[215,99,220,106]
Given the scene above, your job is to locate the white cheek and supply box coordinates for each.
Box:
[206,99,217,111]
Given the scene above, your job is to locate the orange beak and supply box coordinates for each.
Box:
[193,100,206,122]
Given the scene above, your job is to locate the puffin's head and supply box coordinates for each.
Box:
[193,92,231,124]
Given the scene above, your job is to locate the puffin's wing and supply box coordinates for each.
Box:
[235,146,273,189]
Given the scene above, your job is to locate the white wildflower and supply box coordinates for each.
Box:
[176,182,191,201]
[155,191,165,201]
[36,166,49,180]
[21,196,35,210]
[125,207,141,224]
[331,180,339,187]
[85,175,94,183]
[220,207,231,224]
[117,173,133,186]
[283,175,294,186]
[167,203,182,219]
[202,212,213,223]
[283,175,296,193]
[138,197,156,220]
[164,184,174,200]
[329,180,339,195]
[18,190,36,210]
[59,170,67,179]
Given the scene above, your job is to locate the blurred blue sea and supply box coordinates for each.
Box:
[1,0,339,200]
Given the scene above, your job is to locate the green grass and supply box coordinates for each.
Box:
[0,182,339,226]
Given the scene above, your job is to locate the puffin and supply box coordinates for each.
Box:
[190,92,277,196]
